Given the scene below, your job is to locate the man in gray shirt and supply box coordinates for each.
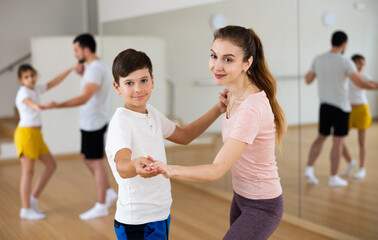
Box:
[304,31,377,187]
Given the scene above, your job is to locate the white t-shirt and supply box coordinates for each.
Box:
[79,59,112,131]
[105,104,176,224]
[348,73,370,105]
[15,84,47,127]
[311,52,357,112]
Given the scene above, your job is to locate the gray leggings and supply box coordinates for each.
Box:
[223,192,284,240]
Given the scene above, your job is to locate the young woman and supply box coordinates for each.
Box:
[147,25,286,240]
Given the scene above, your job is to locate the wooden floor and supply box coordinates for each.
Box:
[0,157,330,240]
[278,121,378,240]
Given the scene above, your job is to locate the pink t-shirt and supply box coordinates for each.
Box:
[221,91,282,200]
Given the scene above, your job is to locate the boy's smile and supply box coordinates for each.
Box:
[113,68,154,113]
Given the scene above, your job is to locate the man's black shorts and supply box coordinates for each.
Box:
[80,124,108,159]
[319,104,349,137]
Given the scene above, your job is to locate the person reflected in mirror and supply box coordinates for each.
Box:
[304,31,378,187]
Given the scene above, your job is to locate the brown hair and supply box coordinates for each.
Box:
[214,25,286,146]
[112,49,153,84]
[73,33,96,53]
[18,64,37,79]
[351,54,364,63]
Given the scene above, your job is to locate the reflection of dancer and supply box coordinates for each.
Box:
[147,25,286,240]
[106,49,228,240]
[45,34,117,219]
[304,31,378,187]
[342,55,375,179]
[15,63,77,219]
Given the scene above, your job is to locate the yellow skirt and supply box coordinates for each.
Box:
[14,127,50,159]
[349,104,372,130]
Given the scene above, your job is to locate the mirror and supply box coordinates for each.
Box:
[299,0,378,238]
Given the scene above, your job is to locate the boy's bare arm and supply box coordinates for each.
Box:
[114,148,157,179]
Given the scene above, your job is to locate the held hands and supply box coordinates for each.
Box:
[217,88,229,114]
[39,101,59,110]
[75,63,85,76]
[136,156,170,179]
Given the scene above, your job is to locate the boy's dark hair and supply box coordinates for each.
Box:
[112,49,153,84]
[351,54,365,63]
[331,31,348,47]
[73,33,96,53]
[18,64,37,79]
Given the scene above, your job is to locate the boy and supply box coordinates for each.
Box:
[105,48,227,239]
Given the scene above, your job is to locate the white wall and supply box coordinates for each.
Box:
[102,0,299,130]
[100,36,168,115]
[102,0,378,129]
[98,0,227,23]
[30,36,166,155]
[299,0,378,123]
[0,0,88,117]
[31,37,82,154]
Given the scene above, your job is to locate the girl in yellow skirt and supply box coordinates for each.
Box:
[15,63,78,219]
[342,55,376,179]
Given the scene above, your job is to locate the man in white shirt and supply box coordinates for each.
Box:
[304,31,378,187]
[47,33,117,219]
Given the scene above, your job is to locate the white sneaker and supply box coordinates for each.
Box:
[79,202,108,220]
[30,196,42,213]
[328,175,348,187]
[342,159,357,177]
[353,168,366,179]
[305,166,319,184]
[105,188,117,208]
[20,208,46,220]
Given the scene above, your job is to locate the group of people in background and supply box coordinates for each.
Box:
[305,30,378,187]
[13,26,377,240]
[15,34,117,220]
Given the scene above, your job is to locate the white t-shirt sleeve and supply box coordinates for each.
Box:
[17,87,30,103]
[106,115,133,162]
[83,65,102,85]
[345,58,357,75]
[153,108,176,138]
